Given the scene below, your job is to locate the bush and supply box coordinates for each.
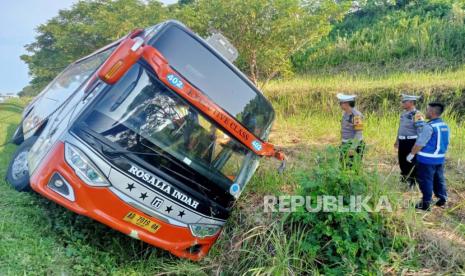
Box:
[293,0,465,74]
[287,147,392,274]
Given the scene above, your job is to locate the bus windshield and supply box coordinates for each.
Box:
[80,63,257,190]
[150,24,274,139]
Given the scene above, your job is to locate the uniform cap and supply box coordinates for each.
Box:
[401,94,421,101]
[336,93,357,102]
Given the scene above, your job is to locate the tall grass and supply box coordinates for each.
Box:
[293,1,465,74]
[1,69,464,274]
[264,74,465,167]
[260,76,465,274]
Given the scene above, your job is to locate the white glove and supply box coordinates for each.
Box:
[406,153,415,163]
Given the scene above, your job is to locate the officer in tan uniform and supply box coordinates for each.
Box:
[337,93,365,167]
[394,94,425,187]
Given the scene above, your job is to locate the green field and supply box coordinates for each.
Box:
[0,71,464,275]
[4,0,465,274]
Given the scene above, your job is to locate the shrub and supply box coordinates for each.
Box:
[287,147,392,274]
[293,0,465,74]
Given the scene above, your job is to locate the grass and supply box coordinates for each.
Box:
[265,74,465,274]
[293,1,465,74]
[265,68,465,94]
[0,71,464,274]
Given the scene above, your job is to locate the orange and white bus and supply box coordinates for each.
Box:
[7,20,284,260]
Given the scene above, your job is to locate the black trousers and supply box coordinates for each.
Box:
[398,139,417,185]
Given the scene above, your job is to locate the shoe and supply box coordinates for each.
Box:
[435,199,447,208]
[408,182,416,190]
[415,201,431,211]
[408,180,416,189]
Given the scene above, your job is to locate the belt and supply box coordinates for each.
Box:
[341,139,364,144]
[398,135,417,140]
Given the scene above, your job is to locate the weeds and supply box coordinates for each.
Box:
[287,147,392,274]
[0,70,464,274]
[293,1,465,75]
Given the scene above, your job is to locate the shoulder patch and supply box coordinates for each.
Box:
[353,115,363,131]
[414,112,425,122]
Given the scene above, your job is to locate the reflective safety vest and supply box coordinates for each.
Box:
[417,118,450,165]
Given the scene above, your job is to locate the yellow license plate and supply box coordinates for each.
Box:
[123,211,161,233]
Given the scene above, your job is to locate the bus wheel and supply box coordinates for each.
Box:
[6,136,38,192]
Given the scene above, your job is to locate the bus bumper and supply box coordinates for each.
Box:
[30,142,220,261]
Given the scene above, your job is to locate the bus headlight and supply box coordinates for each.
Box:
[64,143,109,187]
[189,224,221,238]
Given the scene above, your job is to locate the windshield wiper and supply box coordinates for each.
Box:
[101,146,211,192]
[101,145,220,212]
[78,126,227,216]
[102,148,162,157]
[101,146,188,173]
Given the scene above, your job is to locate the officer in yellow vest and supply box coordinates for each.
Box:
[337,93,365,167]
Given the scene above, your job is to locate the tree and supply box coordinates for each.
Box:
[178,0,195,5]
[21,0,167,95]
[21,0,349,96]
[175,0,351,86]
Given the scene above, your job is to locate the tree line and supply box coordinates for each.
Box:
[19,0,350,96]
[20,0,465,96]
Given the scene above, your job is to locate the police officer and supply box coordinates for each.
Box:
[394,94,425,187]
[407,102,449,211]
[337,93,364,167]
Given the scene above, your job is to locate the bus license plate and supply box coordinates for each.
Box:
[123,211,161,233]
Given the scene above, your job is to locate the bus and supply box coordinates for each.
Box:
[6,20,284,260]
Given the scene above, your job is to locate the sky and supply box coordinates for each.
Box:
[0,0,177,94]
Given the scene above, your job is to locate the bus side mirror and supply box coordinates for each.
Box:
[98,37,144,85]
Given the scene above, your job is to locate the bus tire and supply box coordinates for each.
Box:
[6,136,38,192]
